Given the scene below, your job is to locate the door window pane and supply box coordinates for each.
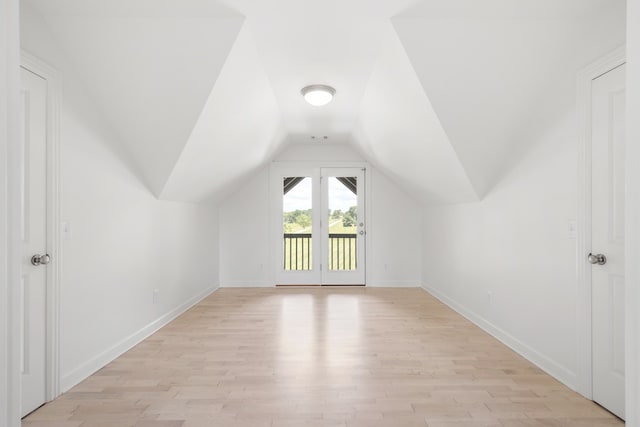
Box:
[283,177,312,270]
[327,177,357,270]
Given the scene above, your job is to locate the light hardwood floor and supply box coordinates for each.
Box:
[23,287,622,427]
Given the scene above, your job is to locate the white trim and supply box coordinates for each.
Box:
[575,46,625,399]
[61,285,218,392]
[364,166,372,287]
[423,285,578,391]
[626,3,640,423]
[1,0,22,425]
[221,281,274,288]
[366,281,420,288]
[20,50,62,403]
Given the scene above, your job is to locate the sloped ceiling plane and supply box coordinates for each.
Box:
[25,0,626,204]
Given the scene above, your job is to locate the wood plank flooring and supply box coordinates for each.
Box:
[23,287,622,427]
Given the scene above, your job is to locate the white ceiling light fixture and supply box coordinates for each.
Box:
[301,84,336,106]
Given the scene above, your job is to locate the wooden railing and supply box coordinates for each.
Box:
[327,233,357,271]
[283,233,312,270]
[283,233,357,271]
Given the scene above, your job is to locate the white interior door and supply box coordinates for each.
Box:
[20,67,49,417]
[321,168,365,285]
[591,63,626,419]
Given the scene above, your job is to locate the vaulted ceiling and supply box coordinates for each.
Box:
[25,0,625,204]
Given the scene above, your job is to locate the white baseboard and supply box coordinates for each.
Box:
[366,280,421,288]
[60,285,219,392]
[221,281,274,288]
[220,281,420,288]
[422,285,577,391]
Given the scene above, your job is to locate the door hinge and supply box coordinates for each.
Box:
[320,263,323,271]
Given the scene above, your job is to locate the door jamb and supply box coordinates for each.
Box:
[2,1,22,425]
[576,45,625,399]
[20,51,61,403]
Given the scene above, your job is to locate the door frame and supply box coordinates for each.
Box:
[270,161,370,286]
[20,51,62,404]
[2,2,22,424]
[576,45,625,400]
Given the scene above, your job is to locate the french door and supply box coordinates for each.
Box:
[321,168,365,284]
[274,166,366,285]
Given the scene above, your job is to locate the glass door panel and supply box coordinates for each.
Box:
[283,177,313,271]
[321,168,365,285]
[327,177,358,271]
[275,168,321,285]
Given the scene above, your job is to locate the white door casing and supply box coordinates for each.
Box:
[591,63,626,419]
[272,164,367,286]
[20,67,48,417]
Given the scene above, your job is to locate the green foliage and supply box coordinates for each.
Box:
[283,209,311,232]
[283,207,358,233]
[297,213,311,228]
[342,206,357,227]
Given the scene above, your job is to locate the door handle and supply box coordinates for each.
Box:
[588,253,607,265]
[31,254,50,266]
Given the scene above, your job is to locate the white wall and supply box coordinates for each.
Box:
[367,167,422,287]
[21,4,219,392]
[219,143,422,287]
[422,110,579,386]
[421,4,626,393]
[1,0,21,425]
[626,0,640,423]
[219,167,271,287]
[274,142,365,163]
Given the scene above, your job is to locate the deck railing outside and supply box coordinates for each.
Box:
[327,234,357,270]
[283,233,312,270]
[283,233,357,271]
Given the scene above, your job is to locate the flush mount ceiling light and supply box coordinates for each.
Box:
[301,84,336,106]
